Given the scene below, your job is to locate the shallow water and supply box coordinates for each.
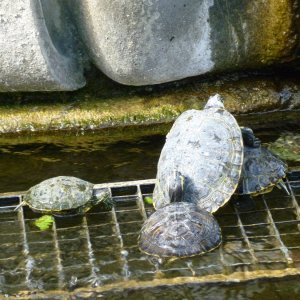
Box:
[0,129,166,193]
[1,125,300,298]
[0,126,299,193]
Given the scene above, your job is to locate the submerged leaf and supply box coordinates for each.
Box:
[144,197,154,205]
[34,215,54,231]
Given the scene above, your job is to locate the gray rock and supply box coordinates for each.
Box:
[0,0,85,92]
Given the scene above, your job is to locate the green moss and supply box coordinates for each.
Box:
[0,70,299,135]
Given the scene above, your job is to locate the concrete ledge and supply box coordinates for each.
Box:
[0,72,299,134]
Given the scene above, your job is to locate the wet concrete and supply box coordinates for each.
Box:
[0,70,299,134]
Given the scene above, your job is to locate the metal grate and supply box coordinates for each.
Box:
[1,172,300,296]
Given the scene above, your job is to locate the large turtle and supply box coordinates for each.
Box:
[139,177,221,257]
[17,176,111,216]
[237,127,288,196]
[153,94,243,213]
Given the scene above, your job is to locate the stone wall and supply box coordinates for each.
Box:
[0,0,299,91]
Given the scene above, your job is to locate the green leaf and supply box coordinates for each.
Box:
[34,215,54,231]
[144,197,153,205]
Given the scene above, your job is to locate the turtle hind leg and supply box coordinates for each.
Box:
[276,179,290,196]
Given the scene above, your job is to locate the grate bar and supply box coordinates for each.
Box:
[110,186,130,280]
[82,216,100,286]
[17,202,34,290]
[262,196,293,265]
[233,205,258,264]
[286,178,300,222]
[136,185,148,221]
[52,219,65,289]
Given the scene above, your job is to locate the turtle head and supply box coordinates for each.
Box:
[204,94,225,110]
[241,127,261,148]
[169,171,185,203]
[92,188,114,210]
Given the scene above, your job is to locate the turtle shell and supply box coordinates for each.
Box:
[237,146,287,195]
[138,202,222,257]
[23,176,109,215]
[153,95,243,213]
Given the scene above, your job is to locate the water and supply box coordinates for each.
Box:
[1,125,300,298]
[0,127,168,193]
[0,126,299,193]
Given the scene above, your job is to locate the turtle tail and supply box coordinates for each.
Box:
[169,171,185,203]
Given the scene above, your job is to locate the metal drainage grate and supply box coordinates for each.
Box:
[1,172,300,296]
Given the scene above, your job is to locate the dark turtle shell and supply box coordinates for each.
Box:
[138,202,222,257]
[23,176,110,215]
[153,94,243,213]
[237,146,287,195]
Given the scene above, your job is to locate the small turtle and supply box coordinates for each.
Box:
[139,170,222,258]
[153,94,243,213]
[17,176,111,216]
[237,127,288,196]
[139,202,221,257]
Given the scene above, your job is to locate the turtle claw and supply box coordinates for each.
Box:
[276,180,290,195]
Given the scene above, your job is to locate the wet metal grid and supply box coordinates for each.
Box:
[1,172,300,295]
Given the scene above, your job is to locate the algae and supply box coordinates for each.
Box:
[0,69,300,134]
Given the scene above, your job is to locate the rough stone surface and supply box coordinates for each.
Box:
[0,0,85,91]
[0,0,299,90]
[70,0,299,85]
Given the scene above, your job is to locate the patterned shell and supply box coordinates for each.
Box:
[138,202,222,257]
[24,176,99,213]
[237,146,287,195]
[153,94,243,213]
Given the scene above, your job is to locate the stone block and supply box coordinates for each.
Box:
[0,0,85,92]
[70,0,299,85]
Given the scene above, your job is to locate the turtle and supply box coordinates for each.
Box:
[153,94,243,213]
[138,202,221,257]
[16,176,111,216]
[139,176,222,259]
[237,127,289,196]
